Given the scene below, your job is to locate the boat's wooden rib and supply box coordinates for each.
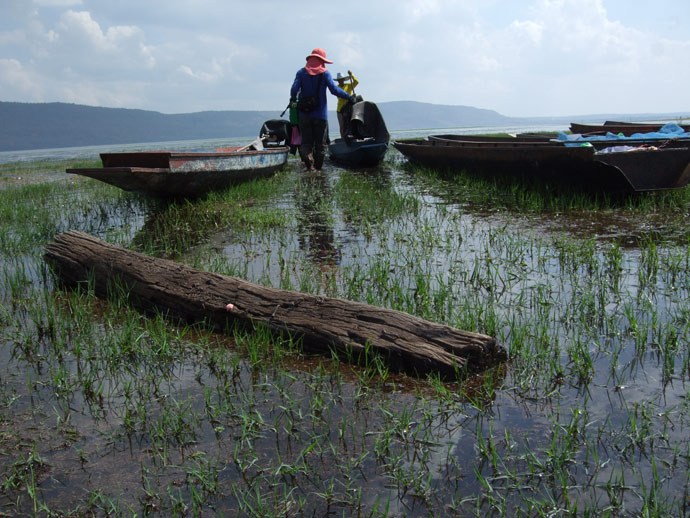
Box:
[44,230,507,379]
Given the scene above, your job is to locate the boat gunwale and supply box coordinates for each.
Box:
[428,134,690,149]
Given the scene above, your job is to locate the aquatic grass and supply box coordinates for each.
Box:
[0,158,100,175]
[132,172,295,258]
[4,159,690,515]
[400,157,690,220]
[332,170,420,231]
[0,178,148,256]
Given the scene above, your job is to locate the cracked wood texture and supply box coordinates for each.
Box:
[44,230,506,378]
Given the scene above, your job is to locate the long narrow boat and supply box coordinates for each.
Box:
[67,146,289,198]
[569,121,690,136]
[429,133,690,151]
[392,138,690,192]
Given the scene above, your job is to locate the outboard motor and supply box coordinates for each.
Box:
[260,119,298,154]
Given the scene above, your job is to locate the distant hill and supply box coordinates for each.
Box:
[0,100,514,151]
[0,102,278,152]
[1,100,689,152]
[378,101,512,130]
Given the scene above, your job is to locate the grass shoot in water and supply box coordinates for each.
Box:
[1,157,690,515]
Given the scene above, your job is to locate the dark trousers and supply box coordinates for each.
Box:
[298,113,328,169]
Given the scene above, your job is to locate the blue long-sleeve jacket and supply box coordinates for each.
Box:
[290,68,352,120]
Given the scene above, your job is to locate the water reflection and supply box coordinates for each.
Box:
[129,197,195,257]
[294,171,342,270]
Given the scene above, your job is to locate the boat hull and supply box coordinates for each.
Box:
[328,138,389,168]
[68,147,289,197]
[392,139,690,192]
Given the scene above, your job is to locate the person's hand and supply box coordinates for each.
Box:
[347,70,352,76]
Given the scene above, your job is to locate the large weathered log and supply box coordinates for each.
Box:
[44,230,506,378]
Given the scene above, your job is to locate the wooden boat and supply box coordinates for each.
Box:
[569,121,690,136]
[67,145,289,198]
[429,133,690,151]
[329,101,390,168]
[392,138,690,192]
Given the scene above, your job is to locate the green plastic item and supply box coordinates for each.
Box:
[289,103,299,125]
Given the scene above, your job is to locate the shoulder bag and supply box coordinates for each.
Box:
[296,74,323,112]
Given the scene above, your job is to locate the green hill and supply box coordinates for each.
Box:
[0,100,515,152]
[0,102,279,151]
[2,100,688,152]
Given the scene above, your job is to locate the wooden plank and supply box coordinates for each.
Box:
[44,230,507,379]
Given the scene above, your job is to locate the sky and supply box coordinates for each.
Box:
[1,0,689,117]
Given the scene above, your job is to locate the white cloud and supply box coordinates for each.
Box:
[0,0,688,116]
[408,0,442,19]
[55,10,155,69]
[177,63,221,82]
[330,32,363,70]
[35,0,82,5]
[438,0,690,115]
[0,58,39,93]
[509,20,543,45]
[0,28,26,46]
[2,0,38,19]
[169,35,264,92]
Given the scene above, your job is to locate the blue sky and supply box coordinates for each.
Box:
[1,0,688,117]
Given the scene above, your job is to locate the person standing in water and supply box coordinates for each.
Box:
[290,48,355,171]
[335,71,359,139]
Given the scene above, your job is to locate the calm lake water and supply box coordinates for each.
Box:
[0,124,568,164]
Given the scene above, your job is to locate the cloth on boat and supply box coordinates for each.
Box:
[597,145,638,154]
[556,122,690,147]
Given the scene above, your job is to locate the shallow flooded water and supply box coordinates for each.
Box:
[1,151,690,516]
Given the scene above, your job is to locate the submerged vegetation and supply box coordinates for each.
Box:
[1,152,690,516]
